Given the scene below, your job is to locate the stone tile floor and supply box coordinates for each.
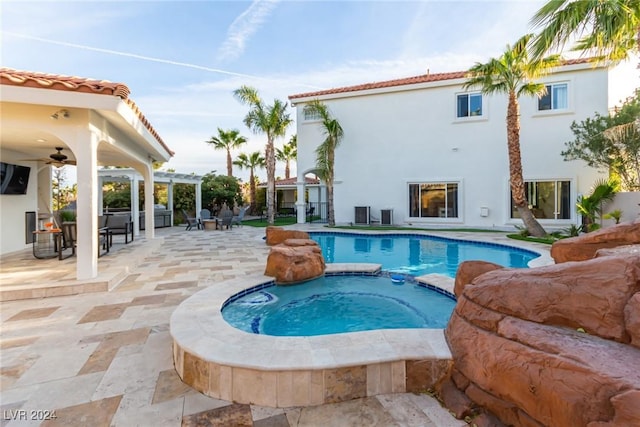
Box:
[0,224,549,426]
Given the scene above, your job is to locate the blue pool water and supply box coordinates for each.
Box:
[310,232,538,277]
[222,274,456,336]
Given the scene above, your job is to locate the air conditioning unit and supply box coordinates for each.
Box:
[381,209,393,225]
[354,206,370,225]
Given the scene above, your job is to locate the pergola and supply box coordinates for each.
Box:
[98,168,202,234]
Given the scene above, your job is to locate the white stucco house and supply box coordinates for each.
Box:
[0,68,174,280]
[289,58,637,229]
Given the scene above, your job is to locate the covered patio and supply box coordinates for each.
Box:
[0,68,174,281]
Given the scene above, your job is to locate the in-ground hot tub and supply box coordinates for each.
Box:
[170,264,455,407]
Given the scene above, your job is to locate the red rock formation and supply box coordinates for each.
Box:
[265,226,310,246]
[550,219,640,263]
[443,253,640,427]
[264,238,325,285]
[453,261,504,297]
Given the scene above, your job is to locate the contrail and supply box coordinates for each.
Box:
[3,31,323,90]
[218,0,279,61]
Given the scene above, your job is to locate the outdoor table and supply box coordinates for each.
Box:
[201,218,220,231]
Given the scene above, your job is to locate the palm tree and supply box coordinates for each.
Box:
[303,100,344,227]
[233,151,265,215]
[464,34,561,237]
[205,128,247,177]
[276,135,297,179]
[531,0,640,166]
[576,178,619,231]
[530,0,639,62]
[234,86,292,225]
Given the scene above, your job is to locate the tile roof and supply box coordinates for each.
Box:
[258,176,320,187]
[0,67,173,155]
[289,58,594,100]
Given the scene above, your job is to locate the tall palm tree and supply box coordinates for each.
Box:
[276,135,297,179]
[233,151,265,215]
[464,34,561,237]
[234,86,292,225]
[205,128,247,177]
[530,0,639,62]
[303,100,344,227]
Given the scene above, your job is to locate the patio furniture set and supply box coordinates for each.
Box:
[182,207,247,231]
[31,213,134,260]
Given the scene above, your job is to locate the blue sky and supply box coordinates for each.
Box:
[3,0,566,181]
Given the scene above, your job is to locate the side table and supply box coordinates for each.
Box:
[32,229,62,259]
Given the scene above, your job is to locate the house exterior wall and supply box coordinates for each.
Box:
[294,62,630,230]
[0,149,39,254]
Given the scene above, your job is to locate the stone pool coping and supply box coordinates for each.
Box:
[170,263,455,407]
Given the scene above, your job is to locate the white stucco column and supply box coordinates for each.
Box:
[296,175,306,224]
[140,164,155,239]
[167,181,174,226]
[97,176,104,215]
[131,174,140,236]
[195,182,202,220]
[70,129,100,279]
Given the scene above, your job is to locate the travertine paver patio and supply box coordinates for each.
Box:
[0,224,549,426]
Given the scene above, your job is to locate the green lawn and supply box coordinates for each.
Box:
[242,217,299,227]
[243,220,558,245]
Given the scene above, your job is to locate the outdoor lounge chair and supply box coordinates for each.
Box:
[200,209,212,220]
[231,206,248,227]
[219,209,234,229]
[107,213,134,243]
[182,209,201,231]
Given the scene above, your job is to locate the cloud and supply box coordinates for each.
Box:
[216,0,280,62]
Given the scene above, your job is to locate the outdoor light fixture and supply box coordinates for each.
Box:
[50,109,70,120]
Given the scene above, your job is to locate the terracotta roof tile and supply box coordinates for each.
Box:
[258,176,320,187]
[0,67,173,156]
[289,58,594,100]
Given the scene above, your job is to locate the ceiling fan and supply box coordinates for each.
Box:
[46,147,76,166]
[22,147,77,167]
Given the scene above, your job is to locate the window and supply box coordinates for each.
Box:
[457,93,482,118]
[510,180,571,220]
[303,106,322,121]
[409,183,459,218]
[538,83,568,111]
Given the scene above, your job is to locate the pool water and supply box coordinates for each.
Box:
[222,274,456,336]
[311,232,537,277]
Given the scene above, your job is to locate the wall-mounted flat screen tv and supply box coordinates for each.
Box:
[0,162,31,195]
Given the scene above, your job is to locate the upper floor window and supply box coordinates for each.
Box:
[303,106,322,121]
[457,93,482,118]
[538,83,568,111]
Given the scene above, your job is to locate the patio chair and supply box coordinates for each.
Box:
[182,209,201,231]
[58,222,77,260]
[58,221,109,260]
[107,213,134,243]
[219,209,234,229]
[200,209,212,220]
[231,206,248,227]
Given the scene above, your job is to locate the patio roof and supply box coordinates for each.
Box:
[0,67,173,165]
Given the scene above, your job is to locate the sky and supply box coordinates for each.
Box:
[0,0,597,183]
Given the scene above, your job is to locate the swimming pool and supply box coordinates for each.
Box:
[310,232,538,277]
[222,273,456,336]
